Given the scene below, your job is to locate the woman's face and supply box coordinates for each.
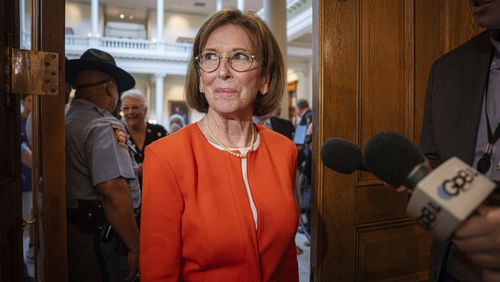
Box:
[199,24,268,119]
[122,96,147,127]
[22,95,33,113]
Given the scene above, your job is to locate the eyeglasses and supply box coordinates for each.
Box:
[195,50,256,73]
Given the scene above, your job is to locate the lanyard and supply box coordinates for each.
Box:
[477,72,500,173]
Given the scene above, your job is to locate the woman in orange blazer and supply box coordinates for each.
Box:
[140,8,299,282]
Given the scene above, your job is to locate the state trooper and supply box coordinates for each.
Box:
[65,48,140,282]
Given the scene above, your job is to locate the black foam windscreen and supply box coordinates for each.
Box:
[320,138,364,174]
[363,131,424,186]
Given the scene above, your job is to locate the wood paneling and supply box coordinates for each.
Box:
[360,0,412,142]
[35,0,67,280]
[354,184,408,224]
[312,0,482,281]
[414,0,444,141]
[356,221,431,281]
[443,0,483,53]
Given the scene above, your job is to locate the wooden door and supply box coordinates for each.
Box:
[0,0,67,281]
[311,0,482,281]
[0,0,23,281]
[32,0,67,281]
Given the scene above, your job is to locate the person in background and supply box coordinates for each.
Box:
[418,1,500,281]
[253,107,295,140]
[20,94,33,190]
[295,98,312,127]
[140,8,299,281]
[298,122,313,236]
[121,88,167,185]
[20,94,34,278]
[65,48,140,281]
[168,113,186,134]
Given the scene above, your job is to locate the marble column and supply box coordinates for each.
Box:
[261,0,288,117]
[91,0,99,36]
[237,0,245,11]
[216,0,223,11]
[155,73,166,125]
[157,0,164,41]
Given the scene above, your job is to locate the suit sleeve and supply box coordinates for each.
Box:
[420,63,443,168]
[140,146,184,281]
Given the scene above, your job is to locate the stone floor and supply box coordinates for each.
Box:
[295,231,311,282]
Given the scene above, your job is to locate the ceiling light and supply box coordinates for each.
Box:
[119,14,125,19]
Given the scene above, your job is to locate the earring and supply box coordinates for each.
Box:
[260,85,268,94]
[200,86,204,93]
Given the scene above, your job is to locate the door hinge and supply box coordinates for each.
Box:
[4,47,59,96]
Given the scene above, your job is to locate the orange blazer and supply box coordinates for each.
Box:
[140,124,299,282]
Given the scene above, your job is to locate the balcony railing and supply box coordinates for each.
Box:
[101,37,152,50]
[65,35,193,62]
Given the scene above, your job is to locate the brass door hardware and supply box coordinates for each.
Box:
[4,47,59,96]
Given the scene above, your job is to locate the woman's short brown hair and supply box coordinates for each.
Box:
[185,8,285,117]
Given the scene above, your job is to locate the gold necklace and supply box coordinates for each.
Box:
[205,121,255,158]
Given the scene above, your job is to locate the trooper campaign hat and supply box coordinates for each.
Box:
[66,48,135,93]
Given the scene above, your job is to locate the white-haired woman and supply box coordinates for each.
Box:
[168,113,186,133]
[121,88,167,184]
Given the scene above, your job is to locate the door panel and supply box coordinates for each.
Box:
[0,0,23,281]
[34,0,67,280]
[356,222,430,281]
[312,0,482,281]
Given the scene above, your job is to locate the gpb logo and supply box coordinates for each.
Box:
[437,168,477,200]
[416,202,442,230]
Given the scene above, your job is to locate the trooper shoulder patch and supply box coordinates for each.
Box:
[109,124,128,150]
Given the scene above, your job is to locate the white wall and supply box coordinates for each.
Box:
[148,10,207,42]
[66,2,104,36]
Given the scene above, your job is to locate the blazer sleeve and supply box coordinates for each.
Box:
[420,62,443,169]
[280,143,299,281]
[280,240,299,281]
[140,146,184,281]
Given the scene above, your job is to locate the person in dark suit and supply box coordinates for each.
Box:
[253,112,295,140]
[420,1,500,281]
[295,98,312,126]
[270,116,295,140]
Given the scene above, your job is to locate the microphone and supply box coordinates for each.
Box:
[363,131,495,240]
[320,138,367,174]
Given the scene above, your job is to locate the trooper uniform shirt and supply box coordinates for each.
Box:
[65,98,141,209]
